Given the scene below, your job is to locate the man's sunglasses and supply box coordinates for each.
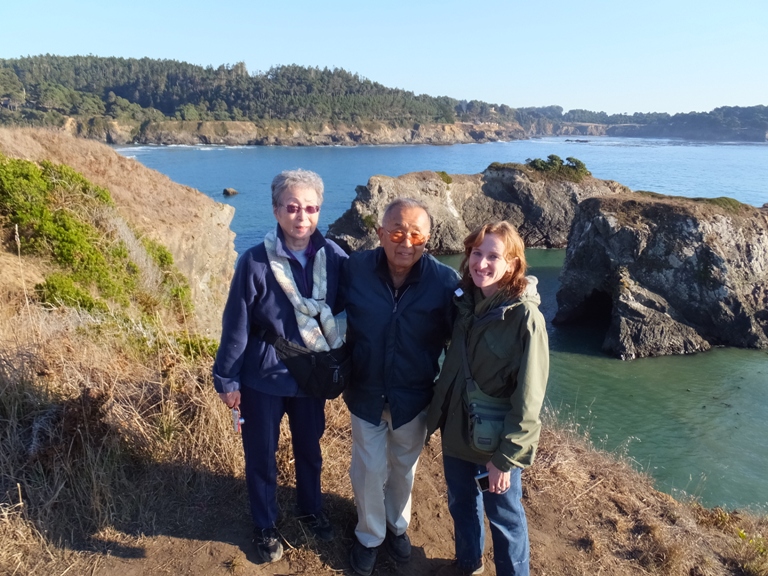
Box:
[281,204,321,214]
[384,228,428,246]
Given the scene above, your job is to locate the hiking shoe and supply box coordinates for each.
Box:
[252,527,283,563]
[350,539,377,576]
[298,510,334,541]
[435,560,485,576]
[385,529,411,563]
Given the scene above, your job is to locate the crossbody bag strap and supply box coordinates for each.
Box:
[460,332,479,395]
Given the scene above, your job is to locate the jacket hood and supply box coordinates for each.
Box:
[517,275,541,307]
[455,275,541,327]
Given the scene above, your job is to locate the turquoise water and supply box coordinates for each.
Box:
[116,138,768,510]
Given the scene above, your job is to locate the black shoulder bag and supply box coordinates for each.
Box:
[258,327,351,400]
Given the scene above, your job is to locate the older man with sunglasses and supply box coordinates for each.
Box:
[342,198,459,576]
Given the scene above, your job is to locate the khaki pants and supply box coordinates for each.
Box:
[350,407,428,548]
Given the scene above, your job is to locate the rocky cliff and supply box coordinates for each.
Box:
[554,193,768,359]
[605,123,768,142]
[327,166,629,254]
[0,128,236,337]
[71,119,527,146]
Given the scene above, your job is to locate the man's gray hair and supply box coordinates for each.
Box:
[271,169,325,207]
[381,198,433,230]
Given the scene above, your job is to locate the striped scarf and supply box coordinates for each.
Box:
[264,229,344,352]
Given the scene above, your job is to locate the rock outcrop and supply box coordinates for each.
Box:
[554,194,768,359]
[0,128,236,337]
[327,166,629,254]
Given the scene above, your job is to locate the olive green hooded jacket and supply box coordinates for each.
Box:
[426,277,549,472]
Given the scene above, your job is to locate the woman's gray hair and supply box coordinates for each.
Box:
[271,169,325,207]
[381,197,433,231]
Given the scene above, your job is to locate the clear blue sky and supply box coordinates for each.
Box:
[2,0,766,114]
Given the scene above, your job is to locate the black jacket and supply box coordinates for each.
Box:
[342,248,458,429]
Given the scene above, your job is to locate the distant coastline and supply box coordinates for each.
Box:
[46,118,768,147]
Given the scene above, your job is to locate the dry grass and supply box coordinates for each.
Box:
[2,298,768,575]
[0,300,243,574]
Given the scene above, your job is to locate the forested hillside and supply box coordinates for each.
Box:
[0,55,766,142]
[0,55,507,126]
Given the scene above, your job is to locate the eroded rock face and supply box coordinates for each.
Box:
[554,194,768,359]
[135,120,527,146]
[327,167,629,254]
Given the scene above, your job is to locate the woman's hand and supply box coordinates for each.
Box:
[486,461,511,494]
[219,391,241,409]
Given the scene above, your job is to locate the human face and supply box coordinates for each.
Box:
[468,233,515,298]
[377,206,431,276]
[273,186,320,250]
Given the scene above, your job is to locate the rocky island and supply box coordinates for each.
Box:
[553,193,768,359]
[328,159,629,254]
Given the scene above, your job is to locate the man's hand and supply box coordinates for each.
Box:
[219,391,241,409]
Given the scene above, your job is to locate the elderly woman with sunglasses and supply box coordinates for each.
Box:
[343,198,459,576]
[213,169,347,564]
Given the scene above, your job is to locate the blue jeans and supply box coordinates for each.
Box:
[443,455,530,576]
[239,386,326,529]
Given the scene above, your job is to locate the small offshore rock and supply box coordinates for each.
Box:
[223,188,238,197]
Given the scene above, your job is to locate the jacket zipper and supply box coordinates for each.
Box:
[388,284,410,313]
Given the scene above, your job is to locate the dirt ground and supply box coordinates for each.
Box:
[89,435,490,576]
[84,412,750,576]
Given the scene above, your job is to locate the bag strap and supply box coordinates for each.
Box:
[255,325,279,346]
[461,333,479,396]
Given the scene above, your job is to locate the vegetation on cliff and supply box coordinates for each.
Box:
[488,155,592,183]
[0,153,191,317]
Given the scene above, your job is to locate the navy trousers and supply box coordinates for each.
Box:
[239,386,326,530]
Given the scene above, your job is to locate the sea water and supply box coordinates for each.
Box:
[116,137,768,510]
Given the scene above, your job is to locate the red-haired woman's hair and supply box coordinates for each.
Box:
[459,221,528,299]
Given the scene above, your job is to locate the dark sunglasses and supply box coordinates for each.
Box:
[281,204,321,214]
[385,228,428,246]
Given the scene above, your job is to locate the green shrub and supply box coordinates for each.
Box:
[174,333,219,359]
[436,170,453,185]
[36,273,107,312]
[1,154,135,308]
[142,237,175,269]
[362,214,378,230]
[516,155,592,183]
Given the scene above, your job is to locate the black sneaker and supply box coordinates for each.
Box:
[350,538,377,576]
[298,510,333,541]
[253,527,283,563]
[385,529,411,563]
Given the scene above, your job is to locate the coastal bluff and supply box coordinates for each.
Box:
[0,128,236,337]
[327,166,629,254]
[554,194,768,359]
[85,119,527,146]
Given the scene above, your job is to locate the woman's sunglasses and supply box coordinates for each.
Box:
[281,204,321,214]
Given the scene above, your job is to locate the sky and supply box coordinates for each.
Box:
[2,0,766,115]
